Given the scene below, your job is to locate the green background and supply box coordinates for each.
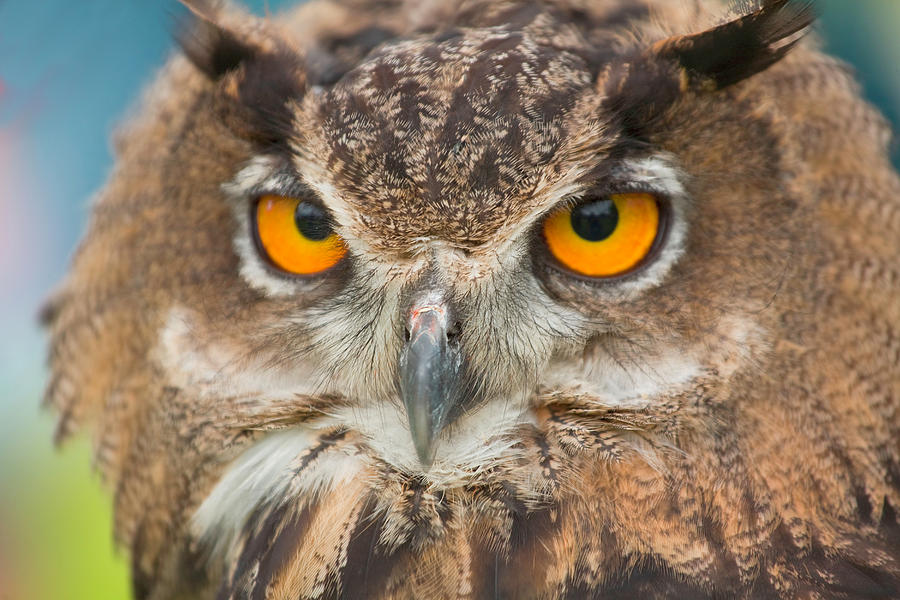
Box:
[1,1,898,598]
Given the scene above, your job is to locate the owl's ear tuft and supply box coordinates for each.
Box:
[176,1,258,80]
[175,1,308,147]
[654,0,816,91]
[602,0,814,138]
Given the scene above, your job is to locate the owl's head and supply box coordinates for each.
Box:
[46,0,820,471]
[127,0,813,469]
[45,0,858,589]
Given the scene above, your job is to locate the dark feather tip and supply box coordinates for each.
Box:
[37,296,60,327]
[601,0,815,140]
[175,6,258,80]
[659,0,817,90]
[171,2,309,147]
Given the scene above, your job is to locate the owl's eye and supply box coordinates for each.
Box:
[542,192,661,278]
[254,195,348,275]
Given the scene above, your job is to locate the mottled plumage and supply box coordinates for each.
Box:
[43,0,900,598]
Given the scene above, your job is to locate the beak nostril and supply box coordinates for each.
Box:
[403,327,412,342]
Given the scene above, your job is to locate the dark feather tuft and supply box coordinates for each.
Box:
[655,0,817,90]
[174,3,308,148]
[602,0,815,139]
[176,4,257,81]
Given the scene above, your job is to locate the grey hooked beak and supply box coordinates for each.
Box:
[398,301,464,467]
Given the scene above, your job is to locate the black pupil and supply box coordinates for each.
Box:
[571,198,619,242]
[294,201,332,241]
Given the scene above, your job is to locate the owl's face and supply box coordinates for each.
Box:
[57,1,900,596]
[157,5,795,478]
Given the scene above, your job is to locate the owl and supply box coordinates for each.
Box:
[41,0,900,597]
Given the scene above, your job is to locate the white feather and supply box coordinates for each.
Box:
[191,428,364,563]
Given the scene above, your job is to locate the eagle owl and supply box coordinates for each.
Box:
[42,0,900,597]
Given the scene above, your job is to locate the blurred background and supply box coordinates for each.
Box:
[0,1,898,598]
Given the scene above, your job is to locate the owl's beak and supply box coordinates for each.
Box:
[398,300,464,467]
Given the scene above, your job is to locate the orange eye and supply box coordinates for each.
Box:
[255,195,347,275]
[542,192,660,278]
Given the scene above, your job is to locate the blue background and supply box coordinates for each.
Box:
[0,1,898,597]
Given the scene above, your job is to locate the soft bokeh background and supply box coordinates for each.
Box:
[0,1,897,598]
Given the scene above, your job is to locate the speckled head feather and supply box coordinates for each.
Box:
[43,0,900,598]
